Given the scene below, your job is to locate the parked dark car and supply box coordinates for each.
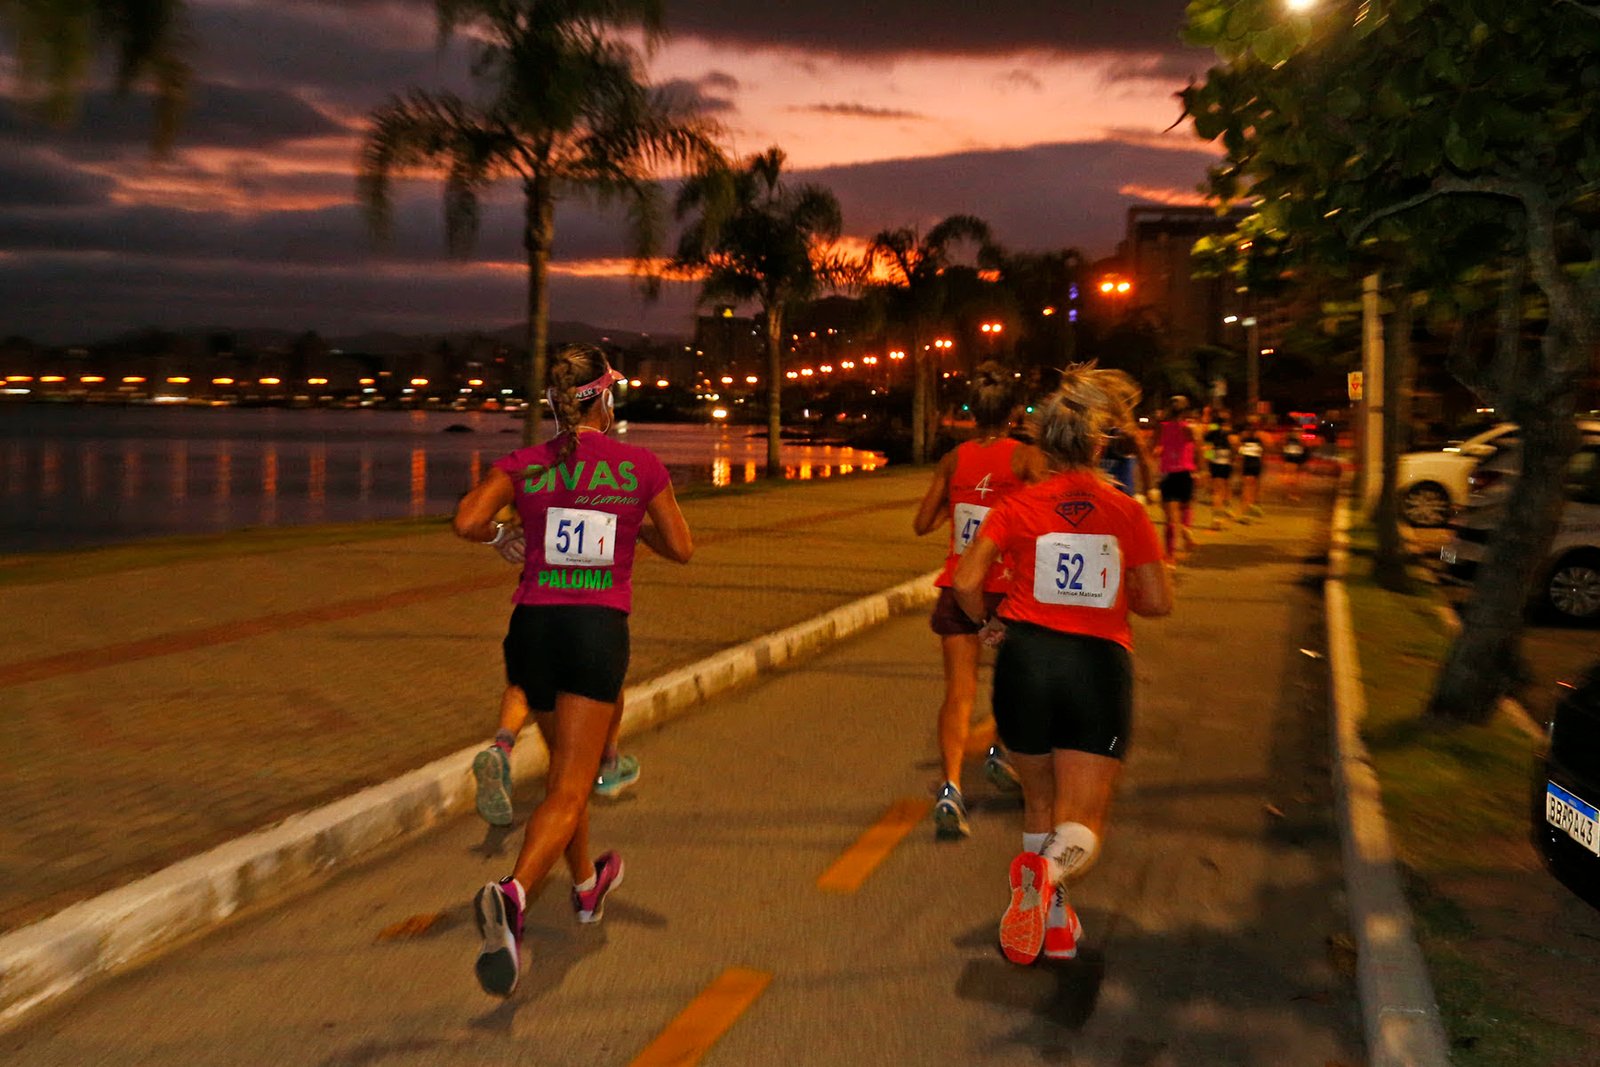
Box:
[1535,661,1600,908]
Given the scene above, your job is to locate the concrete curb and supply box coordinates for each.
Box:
[1325,498,1453,1067]
[0,570,942,1034]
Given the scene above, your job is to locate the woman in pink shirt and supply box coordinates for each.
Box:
[452,345,693,997]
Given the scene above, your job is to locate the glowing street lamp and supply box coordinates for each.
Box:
[1098,275,1133,295]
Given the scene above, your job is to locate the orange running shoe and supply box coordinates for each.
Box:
[1042,885,1083,960]
[999,852,1051,965]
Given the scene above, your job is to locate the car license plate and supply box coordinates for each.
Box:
[1546,782,1600,856]
[1439,545,1458,565]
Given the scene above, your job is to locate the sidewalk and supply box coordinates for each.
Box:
[0,468,938,936]
[0,471,1366,1066]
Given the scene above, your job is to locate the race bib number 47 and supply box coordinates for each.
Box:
[952,503,991,554]
[1033,533,1121,608]
[544,507,617,567]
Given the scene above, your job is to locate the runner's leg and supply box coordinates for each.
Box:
[511,692,611,891]
[938,633,982,790]
[533,712,597,884]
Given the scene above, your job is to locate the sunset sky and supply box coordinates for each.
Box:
[0,0,1220,344]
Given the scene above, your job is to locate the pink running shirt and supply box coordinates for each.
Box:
[1158,420,1197,474]
[492,432,670,613]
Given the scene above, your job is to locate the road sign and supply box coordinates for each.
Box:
[1347,371,1364,402]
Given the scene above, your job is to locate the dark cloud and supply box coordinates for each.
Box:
[0,81,341,157]
[0,150,116,207]
[185,2,474,104]
[656,76,739,116]
[795,103,925,120]
[664,0,1197,59]
[0,138,1214,343]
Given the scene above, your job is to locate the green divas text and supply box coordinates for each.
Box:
[522,459,638,496]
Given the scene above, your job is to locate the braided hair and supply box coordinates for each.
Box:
[1031,361,1138,470]
[546,344,612,471]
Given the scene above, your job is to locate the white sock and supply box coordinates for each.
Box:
[1042,822,1099,884]
[574,872,598,893]
[1023,832,1049,854]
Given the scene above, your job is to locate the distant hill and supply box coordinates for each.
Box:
[81,321,682,355]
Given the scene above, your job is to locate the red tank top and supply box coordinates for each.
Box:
[936,436,1024,590]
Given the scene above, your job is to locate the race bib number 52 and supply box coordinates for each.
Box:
[1032,533,1121,608]
[544,507,617,566]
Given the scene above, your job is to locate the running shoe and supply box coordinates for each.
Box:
[472,746,514,827]
[593,753,641,798]
[1248,504,1265,517]
[933,782,970,839]
[571,850,625,924]
[1042,885,1084,961]
[999,851,1051,965]
[983,746,1023,795]
[473,877,525,996]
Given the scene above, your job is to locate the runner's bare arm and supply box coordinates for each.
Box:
[1126,560,1174,617]
[912,450,958,535]
[952,534,1001,622]
[453,467,516,543]
[640,482,694,563]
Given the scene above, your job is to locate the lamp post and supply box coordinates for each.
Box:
[1223,314,1262,412]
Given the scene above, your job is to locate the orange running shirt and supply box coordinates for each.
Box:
[976,469,1163,649]
[935,436,1024,591]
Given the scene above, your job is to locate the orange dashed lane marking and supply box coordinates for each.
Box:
[0,495,924,691]
[816,796,933,894]
[628,967,772,1067]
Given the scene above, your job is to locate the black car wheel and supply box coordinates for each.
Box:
[1401,482,1451,527]
[1547,552,1600,622]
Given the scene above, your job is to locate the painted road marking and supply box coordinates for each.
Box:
[0,495,924,690]
[817,796,933,894]
[629,967,772,1067]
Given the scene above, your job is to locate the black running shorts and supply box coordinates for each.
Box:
[503,604,630,709]
[1241,457,1263,478]
[1208,462,1233,480]
[930,587,1005,636]
[1158,470,1194,504]
[991,620,1133,759]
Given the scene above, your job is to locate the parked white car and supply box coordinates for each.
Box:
[1441,430,1600,622]
[1397,422,1519,527]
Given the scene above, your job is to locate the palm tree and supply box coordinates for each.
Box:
[1,0,190,150]
[358,0,718,445]
[864,216,1003,463]
[672,147,849,478]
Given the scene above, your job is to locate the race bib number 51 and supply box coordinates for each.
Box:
[1033,533,1121,608]
[952,503,991,554]
[544,507,617,566]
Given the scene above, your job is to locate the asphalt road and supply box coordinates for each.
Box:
[1,500,1362,1067]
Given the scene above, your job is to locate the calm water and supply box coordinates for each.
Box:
[0,405,886,554]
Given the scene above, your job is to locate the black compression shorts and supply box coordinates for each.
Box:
[991,620,1133,759]
[1208,462,1233,480]
[1158,471,1194,504]
[930,587,1005,636]
[503,603,630,709]
[1241,457,1263,478]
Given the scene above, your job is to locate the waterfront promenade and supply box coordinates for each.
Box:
[0,468,933,934]
[1,473,1368,1066]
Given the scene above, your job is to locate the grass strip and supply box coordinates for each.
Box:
[1342,530,1586,1066]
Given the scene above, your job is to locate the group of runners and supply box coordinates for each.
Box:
[450,345,1314,995]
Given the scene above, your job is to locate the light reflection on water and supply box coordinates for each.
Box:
[0,406,885,554]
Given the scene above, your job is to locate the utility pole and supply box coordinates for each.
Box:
[1244,314,1260,413]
